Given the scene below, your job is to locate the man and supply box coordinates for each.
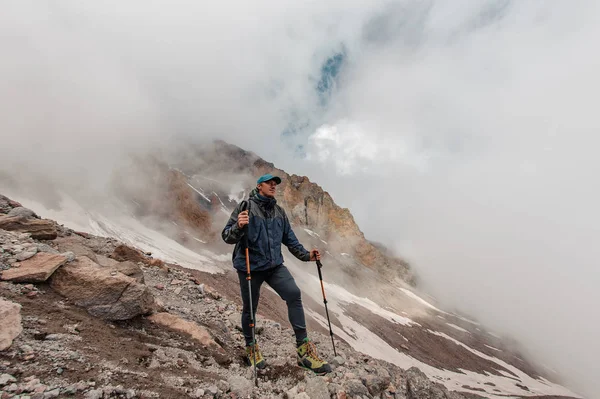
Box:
[221,173,332,375]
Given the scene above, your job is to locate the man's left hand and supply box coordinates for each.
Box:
[310,249,321,261]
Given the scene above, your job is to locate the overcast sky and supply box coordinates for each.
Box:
[2,1,599,396]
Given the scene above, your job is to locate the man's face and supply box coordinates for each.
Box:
[257,180,277,198]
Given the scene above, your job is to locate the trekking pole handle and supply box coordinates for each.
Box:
[316,259,324,279]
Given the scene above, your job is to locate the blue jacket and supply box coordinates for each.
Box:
[221,189,310,272]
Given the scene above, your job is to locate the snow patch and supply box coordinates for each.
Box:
[400,288,448,314]
[485,344,502,352]
[187,183,211,202]
[446,323,470,334]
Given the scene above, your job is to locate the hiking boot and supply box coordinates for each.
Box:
[245,342,266,369]
[296,338,332,375]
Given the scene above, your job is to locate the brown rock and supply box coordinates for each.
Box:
[0,253,67,283]
[110,244,147,264]
[0,216,57,240]
[148,312,225,354]
[0,299,22,351]
[49,256,154,320]
[149,258,165,268]
[54,238,98,262]
[96,255,144,283]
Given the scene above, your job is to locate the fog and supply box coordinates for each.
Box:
[2,1,599,396]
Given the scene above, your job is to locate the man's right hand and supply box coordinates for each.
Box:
[237,210,249,229]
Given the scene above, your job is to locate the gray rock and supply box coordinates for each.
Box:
[206,385,219,395]
[61,251,76,262]
[0,373,17,386]
[343,379,369,397]
[5,383,18,392]
[16,249,37,261]
[363,373,390,396]
[305,376,329,399]
[228,375,253,397]
[43,389,60,398]
[191,388,205,398]
[217,380,229,393]
[36,244,59,254]
[8,207,38,219]
[84,389,103,399]
[331,355,346,367]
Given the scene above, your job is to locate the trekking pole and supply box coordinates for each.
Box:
[316,260,337,357]
[241,201,258,387]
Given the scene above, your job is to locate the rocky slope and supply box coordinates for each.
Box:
[0,194,491,399]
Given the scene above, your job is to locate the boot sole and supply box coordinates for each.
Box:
[297,362,332,376]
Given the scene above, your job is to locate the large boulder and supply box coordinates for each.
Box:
[0,253,68,283]
[0,215,57,240]
[50,256,154,320]
[54,238,98,262]
[0,299,22,351]
[96,255,144,283]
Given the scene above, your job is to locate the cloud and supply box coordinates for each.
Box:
[1,0,598,396]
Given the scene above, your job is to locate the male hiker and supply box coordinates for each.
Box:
[221,173,332,375]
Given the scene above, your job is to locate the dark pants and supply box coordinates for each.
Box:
[237,264,307,346]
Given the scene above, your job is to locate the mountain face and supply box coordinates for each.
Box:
[0,141,584,399]
[110,140,414,287]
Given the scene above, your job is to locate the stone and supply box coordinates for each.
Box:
[343,380,369,398]
[1,253,67,283]
[16,249,37,262]
[44,389,60,398]
[191,388,205,398]
[227,375,253,397]
[7,207,38,219]
[405,367,451,399]
[50,256,154,320]
[217,380,229,393]
[110,244,147,264]
[97,256,144,283]
[0,299,22,350]
[0,374,17,386]
[305,376,329,399]
[54,240,97,262]
[35,244,59,255]
[363,373,390,396]
[148,313,225,354]
[206,385,218,396]
[84,389,103,399]
[62,252,76,262]
[0,216,57,240]
[331,355,346,367]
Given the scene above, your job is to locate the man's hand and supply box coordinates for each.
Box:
[237,210,249,229]
[309,249,321,261]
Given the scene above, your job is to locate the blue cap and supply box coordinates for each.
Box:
[257,173,281,185]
